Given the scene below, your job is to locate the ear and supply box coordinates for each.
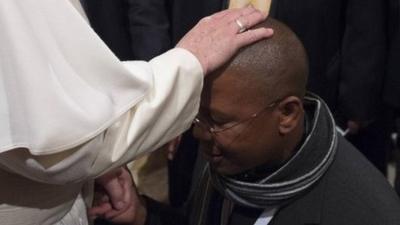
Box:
[276,96,303,135]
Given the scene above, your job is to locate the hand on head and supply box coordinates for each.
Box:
[177,6,273,75]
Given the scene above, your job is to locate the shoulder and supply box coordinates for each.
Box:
[319,135,400,224]
[274,135,400,225]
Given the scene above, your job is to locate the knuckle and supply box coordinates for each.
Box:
[245,30,258,43]
[256,12,265,21]
[201,16,212,23]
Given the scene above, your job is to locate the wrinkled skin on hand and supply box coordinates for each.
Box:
[177,6,273,75]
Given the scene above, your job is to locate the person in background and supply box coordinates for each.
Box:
[83,0,171,61]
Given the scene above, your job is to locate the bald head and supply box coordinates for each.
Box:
[211,18,308,104]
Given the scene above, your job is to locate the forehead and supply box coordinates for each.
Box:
[201,69,261,113]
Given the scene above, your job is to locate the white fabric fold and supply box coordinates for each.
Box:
[0,0,149,154]
[0,47,203,224]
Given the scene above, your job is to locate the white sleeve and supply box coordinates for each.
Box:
[0,48,203,184]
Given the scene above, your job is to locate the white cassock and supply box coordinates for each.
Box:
[0,0,203,224]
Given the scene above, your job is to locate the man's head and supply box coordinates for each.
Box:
[193,18,308,176]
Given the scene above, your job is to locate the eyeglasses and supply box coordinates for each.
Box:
[193,98,283,136]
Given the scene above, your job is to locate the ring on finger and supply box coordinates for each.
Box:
[235,19,247,33]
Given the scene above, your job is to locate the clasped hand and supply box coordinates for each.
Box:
[88,166,146,225]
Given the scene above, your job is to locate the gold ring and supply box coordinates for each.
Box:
[235,19,247,33]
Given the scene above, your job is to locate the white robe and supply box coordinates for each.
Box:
[0,0,203,224]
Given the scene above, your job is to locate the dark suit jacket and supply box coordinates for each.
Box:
[167,0,226,45]
[144,135,400,225]
[84,0,224,60]
[274,0,386,124]
[269,136,400,225]
[84,0,134,60]
[84,0,171,61]
[383,0,400,110]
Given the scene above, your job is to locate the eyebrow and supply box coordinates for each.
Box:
[199,105,236,121]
